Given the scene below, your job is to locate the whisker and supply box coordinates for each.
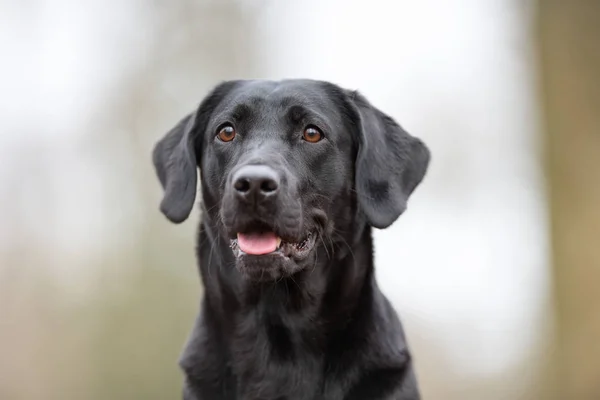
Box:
[332,231,356,262]
[349,187,377,202]
[309,251,318,277]
[289,274,302,292]
[317,231,331,260]
[284,279,290,307]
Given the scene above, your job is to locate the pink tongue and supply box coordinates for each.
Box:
[237,232,278,255]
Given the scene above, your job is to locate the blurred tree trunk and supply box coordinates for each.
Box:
[537,1,600,399]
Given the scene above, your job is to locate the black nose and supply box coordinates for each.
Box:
[232,165,280,203]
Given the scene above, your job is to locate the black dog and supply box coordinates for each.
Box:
[153,79,430,399]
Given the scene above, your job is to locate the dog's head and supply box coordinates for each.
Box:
[153,80,429,282]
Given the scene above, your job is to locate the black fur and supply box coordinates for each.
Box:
[152,79,430,399]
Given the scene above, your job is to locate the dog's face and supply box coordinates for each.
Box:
[153,80,429,282]
[202,81,357,281]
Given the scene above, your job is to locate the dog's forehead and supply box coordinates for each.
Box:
[223,80,340,114]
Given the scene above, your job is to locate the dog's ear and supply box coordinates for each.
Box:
[152,81,240,223]
[152,112,198,224]
[348,91,430,229]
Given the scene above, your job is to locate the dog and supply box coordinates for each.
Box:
[152,79,430,399]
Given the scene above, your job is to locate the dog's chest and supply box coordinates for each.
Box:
[230,311,325,400]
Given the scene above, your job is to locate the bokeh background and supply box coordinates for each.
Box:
[1,0,598,399]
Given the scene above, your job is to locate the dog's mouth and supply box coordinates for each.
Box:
[230,231,316,260]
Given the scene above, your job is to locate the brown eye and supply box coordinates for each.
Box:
[302,126,323,143]
[217,124,236,142]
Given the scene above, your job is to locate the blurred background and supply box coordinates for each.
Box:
[1,0,598,399]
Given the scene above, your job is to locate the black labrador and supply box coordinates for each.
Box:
[152,79,430,400]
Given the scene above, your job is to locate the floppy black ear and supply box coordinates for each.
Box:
[348,91,430,229]
[152,112,198,223]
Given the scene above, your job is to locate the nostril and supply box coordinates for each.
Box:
[234,178,251,193]
[232,165,280,199]
[260,178,278,193]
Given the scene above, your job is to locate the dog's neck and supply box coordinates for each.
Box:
[196,215,376,335]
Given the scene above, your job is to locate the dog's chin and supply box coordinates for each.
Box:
[233,254,299,282]
[230,232,317,283]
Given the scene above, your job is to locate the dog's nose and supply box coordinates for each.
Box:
[232,165,280,203]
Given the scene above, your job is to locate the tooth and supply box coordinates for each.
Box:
[276,237,282,248]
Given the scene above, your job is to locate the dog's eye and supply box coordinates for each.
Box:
[217,124,236,142]
[302,126,323,143]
